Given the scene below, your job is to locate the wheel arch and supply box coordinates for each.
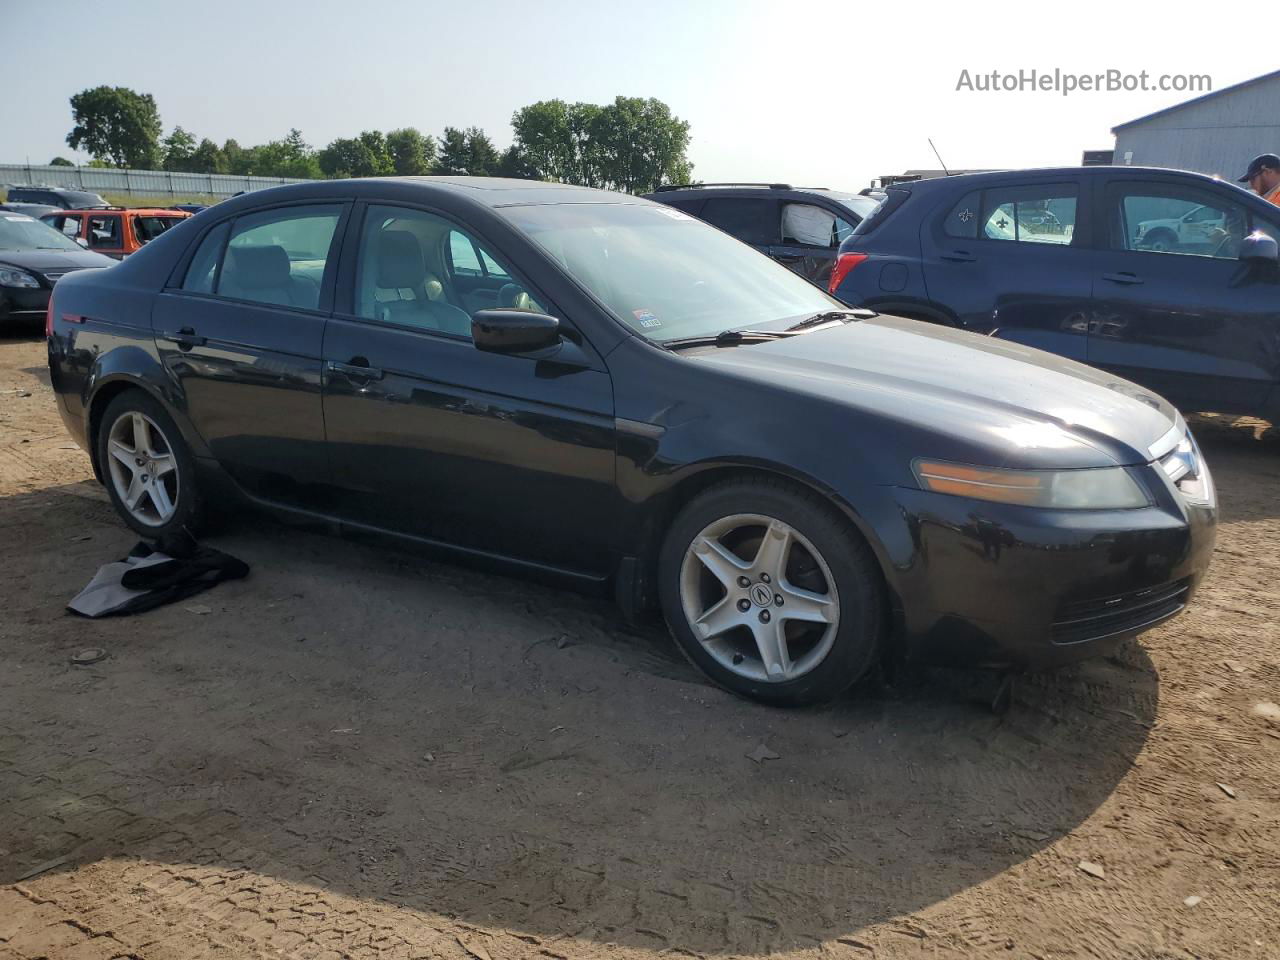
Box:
[617,459,900,624]
[85,372,205,484]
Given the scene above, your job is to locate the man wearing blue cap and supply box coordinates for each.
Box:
[1239,153,1280,206]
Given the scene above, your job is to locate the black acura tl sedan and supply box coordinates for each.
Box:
[47,177,1217,706]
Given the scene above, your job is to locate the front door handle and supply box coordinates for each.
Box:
[327,358,384,381]
[1102,272,1144,285]
[162,327,206,350]
[941,250,976,262]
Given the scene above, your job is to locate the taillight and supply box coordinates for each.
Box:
[44,292,55,339]
[828,253,869,294]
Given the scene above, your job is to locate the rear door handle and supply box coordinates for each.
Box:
[941,250,976,262]
[162,327,206,350]
[1102,272,1144,285]
[327,358,384,381]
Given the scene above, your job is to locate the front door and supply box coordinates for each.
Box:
[922,179,1095,360]
[1088,178,1280,415]
[321,203,618,575]
[152,202,347,499]
[769,201,852,287]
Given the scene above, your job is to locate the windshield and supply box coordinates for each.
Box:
[501,202,841,341]
[0,214,83,251]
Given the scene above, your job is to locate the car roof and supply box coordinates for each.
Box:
[51,207,189,215]
[890,166,1244,194]
[646,185,863,203]
[200,177,643,217]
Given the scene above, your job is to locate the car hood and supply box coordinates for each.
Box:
[690,315,1179,469]
[0,248,117,274]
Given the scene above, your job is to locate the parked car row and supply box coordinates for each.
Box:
[45,176,1216,705]
[648,166,1280,425]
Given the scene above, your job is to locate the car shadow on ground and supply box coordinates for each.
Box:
[0,479,1161,954]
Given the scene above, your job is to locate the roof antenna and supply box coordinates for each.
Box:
[928,138,951,176]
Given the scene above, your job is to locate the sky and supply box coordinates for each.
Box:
[0,0,1266,189]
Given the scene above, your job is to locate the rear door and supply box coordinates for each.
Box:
[86,213,125,259]
[699,196,781,257]
[921,178,1095,360]
[152,202,348,499]
[321,201,618,573]
[1088,176,1280,414]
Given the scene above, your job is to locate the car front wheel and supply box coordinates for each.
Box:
[658,479,884,706]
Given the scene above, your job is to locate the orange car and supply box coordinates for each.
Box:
[40,207,191,259]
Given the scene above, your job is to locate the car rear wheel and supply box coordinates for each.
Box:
[658,479,884,706]
[98,390,204,538]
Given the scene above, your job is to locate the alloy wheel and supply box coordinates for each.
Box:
[105,410,180,527]
[679,513,840,683]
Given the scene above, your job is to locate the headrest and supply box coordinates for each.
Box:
[498,283,532,310]
[226,244,291,289]
[377,230,426,288]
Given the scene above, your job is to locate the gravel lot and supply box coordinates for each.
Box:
[1,332,1277,960]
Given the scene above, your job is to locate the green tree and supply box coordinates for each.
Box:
[435,127,469,175]
[162,126,198,172]
[318,132,391,178]
[496,144,535,180]
[386,127,435,176]
[242,129,320,179]
[463,127,499,177]
[510,99,600,184]
[221,139,248,175]
[66,86,163,168]
[191,138,227,174]
[49,156,74,167]
[588,96,692,194]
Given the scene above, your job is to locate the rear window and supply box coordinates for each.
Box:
[849,187,910,237]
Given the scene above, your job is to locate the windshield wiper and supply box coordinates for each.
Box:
[786,308,877,331]
[662,328,796,351]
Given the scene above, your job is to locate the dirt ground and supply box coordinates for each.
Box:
[1,332,1277,960]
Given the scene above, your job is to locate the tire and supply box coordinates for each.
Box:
[1143,229,1176,252]
[658,478,884,706]
[97,389,206,538]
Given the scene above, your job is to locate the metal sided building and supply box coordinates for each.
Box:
[1111,70,1280,180]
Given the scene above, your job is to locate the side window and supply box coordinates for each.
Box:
[133,215,179,244]
[944,190,982,239]
[833,215,856,245]
[217,205,341,311]
[447,232,483,276]
[182,221,230,294]
[355,204,544,339]
[780,203,839,248]
[700,198,780,245]
[88,214,121,249]
[1110,184,1247,259]
[981,184,1077,244]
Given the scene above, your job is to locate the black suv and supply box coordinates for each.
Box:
[643,183,881,287]
[4,186,109,210]
[830,166,1280,420]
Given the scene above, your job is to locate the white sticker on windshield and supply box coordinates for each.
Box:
[653,207,693,221]
[633,309,662,329]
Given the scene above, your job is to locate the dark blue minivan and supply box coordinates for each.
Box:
[830,167,1280,418]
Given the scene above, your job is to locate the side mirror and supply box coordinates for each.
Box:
[74,236,89,249]
[472,309,561,354]
[1240,231,1278,262]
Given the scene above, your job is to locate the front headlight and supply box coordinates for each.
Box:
[914,459,1150,509]
[0,266,39,289]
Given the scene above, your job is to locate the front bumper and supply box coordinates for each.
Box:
[0,286,50,325]
[884,484,1216,670]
